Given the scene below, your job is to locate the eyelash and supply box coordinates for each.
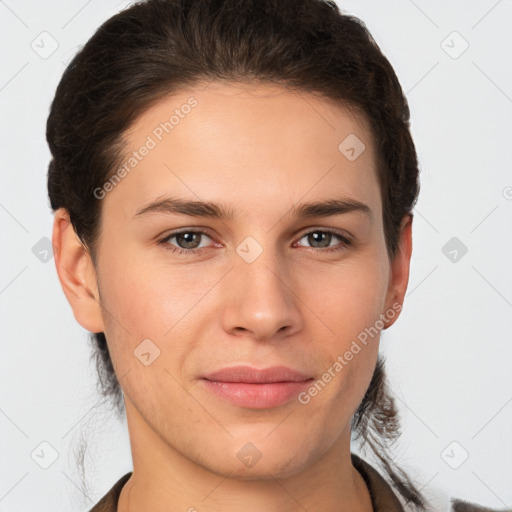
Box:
[158,228,352,256]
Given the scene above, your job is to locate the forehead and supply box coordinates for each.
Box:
[108,81,381,222]
[126,81,374,145]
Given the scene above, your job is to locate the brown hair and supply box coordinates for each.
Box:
[47,0,425,508]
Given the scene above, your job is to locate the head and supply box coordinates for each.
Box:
[47,0,424,508]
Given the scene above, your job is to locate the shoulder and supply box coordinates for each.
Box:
[351,453,509,512]
[89,472,132,512]
[450,499,511,512]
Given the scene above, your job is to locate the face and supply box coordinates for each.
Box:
[57,81,410,480]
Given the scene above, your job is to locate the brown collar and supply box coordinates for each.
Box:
[351,453,404,511]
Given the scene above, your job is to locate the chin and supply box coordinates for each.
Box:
[193,434,321,481]
[211,452,314,482]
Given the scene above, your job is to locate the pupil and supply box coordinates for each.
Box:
[309,231,330,248]
[178,232,200,249]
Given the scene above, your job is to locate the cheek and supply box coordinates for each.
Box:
[302,254,389,340]
[97,245,207,332]
[296,255,387,406]
[95,247,225,378]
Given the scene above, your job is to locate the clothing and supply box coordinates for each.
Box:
[89,453,505,512]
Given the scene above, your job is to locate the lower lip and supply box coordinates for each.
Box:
[201,379,313,409]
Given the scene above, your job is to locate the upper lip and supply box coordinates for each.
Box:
[202,365,313,384]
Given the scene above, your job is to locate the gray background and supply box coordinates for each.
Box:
[1,0,511,510]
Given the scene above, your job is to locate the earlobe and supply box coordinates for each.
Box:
[383,214,413,329]
[52,208,105,333]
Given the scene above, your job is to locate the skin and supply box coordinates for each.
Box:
[52,82,413,512]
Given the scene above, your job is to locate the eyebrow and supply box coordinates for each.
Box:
[133,196,373,222]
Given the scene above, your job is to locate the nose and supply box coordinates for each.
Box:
[221,246,303,341]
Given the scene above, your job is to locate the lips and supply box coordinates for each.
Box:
[202,365,312,384]
[200,365,314,409]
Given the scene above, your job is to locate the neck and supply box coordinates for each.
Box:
[118,400,373,512]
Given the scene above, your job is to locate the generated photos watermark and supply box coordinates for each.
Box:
[298,302,402,405]
[93,97,198,200]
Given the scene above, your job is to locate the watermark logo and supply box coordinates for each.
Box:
[442,236,468,263]
[441,441,469,469]
[441,31,469,60]
[237,442,262,468]
[236,236,264,263]
[31,441,59,469]
[31,31,59,59]
[338,134,366,161]
[32,236,54,263]
[134,338,161,366]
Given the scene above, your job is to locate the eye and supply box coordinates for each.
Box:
[295,229,351,252]
[160,229,217,255]
[159,228,351,257]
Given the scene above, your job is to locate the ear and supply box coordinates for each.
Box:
[52,208,105,333]
[382,214,413,329]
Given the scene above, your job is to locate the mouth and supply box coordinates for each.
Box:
[200,365,314,409]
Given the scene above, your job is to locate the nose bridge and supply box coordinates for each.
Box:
[221,237,301,339]
[238,242,285,296]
